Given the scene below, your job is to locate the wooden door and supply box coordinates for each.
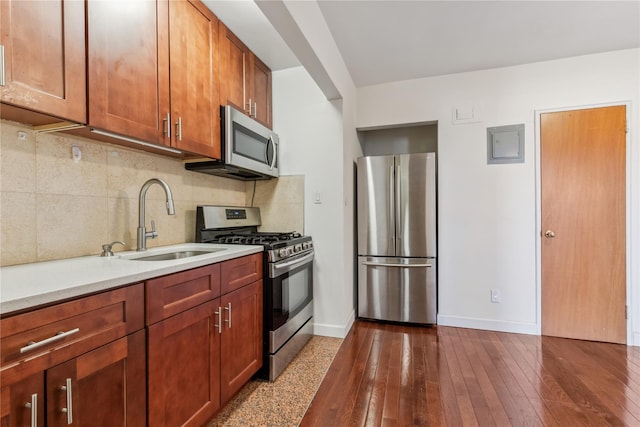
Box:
[147,300,220,427]
[0,0,85,123]
[220,280,262,404]
[168,0,220,158]
[250,55,273,129]
[2,373,44,427]
[218,23,250,116]
[46,332,146,427]
[87,0,170,146]
[541,106,626,343]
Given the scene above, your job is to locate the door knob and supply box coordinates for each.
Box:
[544,230,556,238]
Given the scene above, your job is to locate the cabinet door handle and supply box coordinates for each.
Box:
[175,116,182,141]
[224,302,232,329]
[214,307,222,334]
[24,393,37,427]
[253,102,257,118]
[59,378,73,424]
[246,99,252,116]
[163,113,171,138]
[0,45,5,87]
[20,328,80,354]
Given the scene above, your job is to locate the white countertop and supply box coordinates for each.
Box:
[0,243,263,315]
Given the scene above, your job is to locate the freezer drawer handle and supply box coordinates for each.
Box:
[362,261,432,268]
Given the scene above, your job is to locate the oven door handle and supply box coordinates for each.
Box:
[271,251,314,276]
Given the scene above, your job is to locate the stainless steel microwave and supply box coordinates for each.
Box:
[185,105,279,180]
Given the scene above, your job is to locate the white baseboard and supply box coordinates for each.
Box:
[437,314,539,336]
[313,310,355,339]
[633,332,640,347]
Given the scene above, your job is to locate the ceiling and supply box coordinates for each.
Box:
[204,1,640,88]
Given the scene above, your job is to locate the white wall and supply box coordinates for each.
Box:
[272,66,350,337]
[264,0,361,338]
[357,49,640,344]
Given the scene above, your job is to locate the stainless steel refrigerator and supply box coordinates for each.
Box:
[357,153,437,324]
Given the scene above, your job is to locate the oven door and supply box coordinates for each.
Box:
[267,250,314,335]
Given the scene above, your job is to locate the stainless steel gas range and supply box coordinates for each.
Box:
[195,205,314,381]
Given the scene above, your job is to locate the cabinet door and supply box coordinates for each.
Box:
[46,332,146,427]
[1,373,44,427]
[220,280,262,404]
[148,300,220,427]
[249,55,272,129]
[0,0,86,123]
[87,0,170,147]
[218,23,250,116]
[169,0,220,158]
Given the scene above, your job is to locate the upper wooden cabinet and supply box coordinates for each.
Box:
[168,0,220,158]
[87,0,220,159]
[219,23,272,129]
[87,0,169,147]
[250,55,273,129]
[0,0,86,123]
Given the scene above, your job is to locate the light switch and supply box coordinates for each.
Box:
[314,192,322,204]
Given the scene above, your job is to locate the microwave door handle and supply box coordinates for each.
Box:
[269,136,278,171]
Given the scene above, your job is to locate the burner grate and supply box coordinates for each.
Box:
[208,231,302,245]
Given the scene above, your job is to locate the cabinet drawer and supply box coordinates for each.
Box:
[146,263,221,325]
[0,284,144,384]
[221,253,263,294]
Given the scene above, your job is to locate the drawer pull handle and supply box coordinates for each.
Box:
[20,328,80,354]
[60,378,73,424]
[24,393,37,427]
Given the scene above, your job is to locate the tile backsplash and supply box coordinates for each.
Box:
[0,120,304,266]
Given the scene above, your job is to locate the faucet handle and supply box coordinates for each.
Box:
[100,241,126,257]
[146,220,158,240]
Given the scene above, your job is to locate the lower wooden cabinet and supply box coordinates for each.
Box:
[0,285,145,427]
[220,280,262,404]
[1,372,43,427]
[0,254,263,427]
[147,300,221,427]
[1,331,146,427]
[146,255,263,426]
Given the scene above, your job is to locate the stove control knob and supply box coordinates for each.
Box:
[278,249,288,257]
[287,247,294,256]
[302,242,310,250]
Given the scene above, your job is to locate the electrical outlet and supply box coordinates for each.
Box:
[491,289,501,303]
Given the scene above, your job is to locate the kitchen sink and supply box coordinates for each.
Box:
[123,248,226,261]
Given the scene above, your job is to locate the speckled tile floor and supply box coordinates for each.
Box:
[208,335,343,427]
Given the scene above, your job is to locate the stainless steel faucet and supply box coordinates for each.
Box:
[137,178,175,251]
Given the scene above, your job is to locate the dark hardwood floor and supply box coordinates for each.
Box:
[300,320,640,427]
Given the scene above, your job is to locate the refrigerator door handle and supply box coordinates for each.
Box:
[361,261,433,268]
[388,163,396,252]
[395,163,402,252]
